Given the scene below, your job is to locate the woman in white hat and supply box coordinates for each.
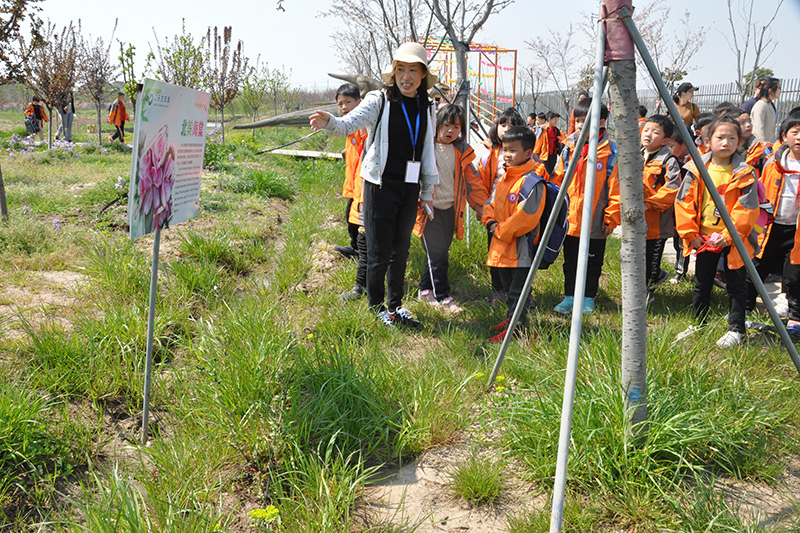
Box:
[310,42,440,328]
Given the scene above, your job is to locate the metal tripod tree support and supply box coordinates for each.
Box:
[478,1,800,531]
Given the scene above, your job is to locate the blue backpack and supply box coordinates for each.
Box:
[520,173,569,270]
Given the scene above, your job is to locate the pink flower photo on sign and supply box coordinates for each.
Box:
[136,125,176,232]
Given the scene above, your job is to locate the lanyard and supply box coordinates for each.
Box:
[401,97,420,161]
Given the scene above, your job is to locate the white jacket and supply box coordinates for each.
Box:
[323,90,438,201]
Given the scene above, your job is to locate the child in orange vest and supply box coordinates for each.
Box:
[641,114,682,303]
[414,104,488,312]
[482,126,546,343]
[746,116,800,331]
[727,108,771,177]
[552,98,620,315]
[668,129,691,284]
[638,105,647,136]
[479,108,526,305]
[25,96,48,142]
[332,83,365,260]
[674,115,760,347]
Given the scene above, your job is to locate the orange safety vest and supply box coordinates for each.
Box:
[552,130,620,238]
[674,152,760,269]
[342,129,366,198]
[482,158,546,268]
[756,145,800,264]
[642,146,682,240]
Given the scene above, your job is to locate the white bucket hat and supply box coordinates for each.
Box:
[380,42,440,88]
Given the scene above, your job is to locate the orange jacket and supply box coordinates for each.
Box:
[638,117,646,136]
[552,129,620,238]
[482,158,546,268]
[108,100,129,126]
[414,139,489,240]
[25,103,48,122]
[642,146,682,239]
[478,142,502,193]
[756,145,800,263]
[534,127,548,161]
[567,109,576,137]
[674,152,760,269]
[342,130,366,198]
[739,135,770,177]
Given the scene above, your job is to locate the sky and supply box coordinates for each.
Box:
[40,0,799,93]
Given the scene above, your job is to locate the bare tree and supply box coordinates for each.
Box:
[527,25,587,116]
[521,62,547,114]
[81,23,118,143]
[321,0,438,80]
[0,0,43,220]
[241,56,270,125]
[24,20,81,149]
[724,0,784,103]
[147,19,207,90]
[425,0,512,118]
[205,26,249,143]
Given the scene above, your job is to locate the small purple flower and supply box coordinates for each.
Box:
[21,205,31,214]
[228,153,234,162]
[53,219,62,230]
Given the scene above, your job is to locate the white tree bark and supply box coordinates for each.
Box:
[608,58,648,439]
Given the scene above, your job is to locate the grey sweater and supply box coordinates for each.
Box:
[751,99,777,145]
[323,90,438,201]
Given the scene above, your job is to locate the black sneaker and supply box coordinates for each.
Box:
[340,284,365,301]
[333,244,357,258]
[389,307,421,328]
[649,269,669,290]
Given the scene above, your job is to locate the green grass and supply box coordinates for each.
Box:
[449,450,505,504]
[1,124,799,531]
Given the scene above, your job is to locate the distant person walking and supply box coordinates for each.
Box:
[56,92,75,142]
[673,82,700,129]
[741,79,766,114]
[108,92,129,143]
[25,96,47,142]
[751,77,781,145]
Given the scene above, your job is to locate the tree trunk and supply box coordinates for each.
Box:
[608,58,648,440]
[96,104,102,144]
[453,42,469,126]
[47,106,53,150]
[0,163,8,221]
[221,107,225,144]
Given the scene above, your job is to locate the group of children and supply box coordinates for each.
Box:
[332,80,800,347]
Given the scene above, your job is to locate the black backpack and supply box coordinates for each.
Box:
[521,173,569,269]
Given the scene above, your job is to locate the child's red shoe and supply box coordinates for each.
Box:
[488,329,508,344]
[491,317,510,331]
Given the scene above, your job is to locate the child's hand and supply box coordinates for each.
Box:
[474,205,484,220]
[309,111,331,131]
[601,225,613,237]
[690,237,704,249]
[709,233,728,247]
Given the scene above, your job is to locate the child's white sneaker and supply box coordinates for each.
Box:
[716,330,743,348]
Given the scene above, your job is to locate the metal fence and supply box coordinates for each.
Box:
[512,78,800,132]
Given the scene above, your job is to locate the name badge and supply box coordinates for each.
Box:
[405,161,421,184]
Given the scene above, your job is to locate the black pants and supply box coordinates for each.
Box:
[363,180,420,311]
[498,267,530,323]
[562,235,607,298]
[355,229,367,288]
[345,198,359,250]
[693,248,747,333]
[487,229,503,293]
[111,121,125,142]
[545,153,558,176]
[419,206,455,300]
[646,238,668,285]
[673,231,690,276]
[746,223,800,320]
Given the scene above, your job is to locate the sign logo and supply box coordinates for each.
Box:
[507,192,518,203]
[596,161,604,171]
